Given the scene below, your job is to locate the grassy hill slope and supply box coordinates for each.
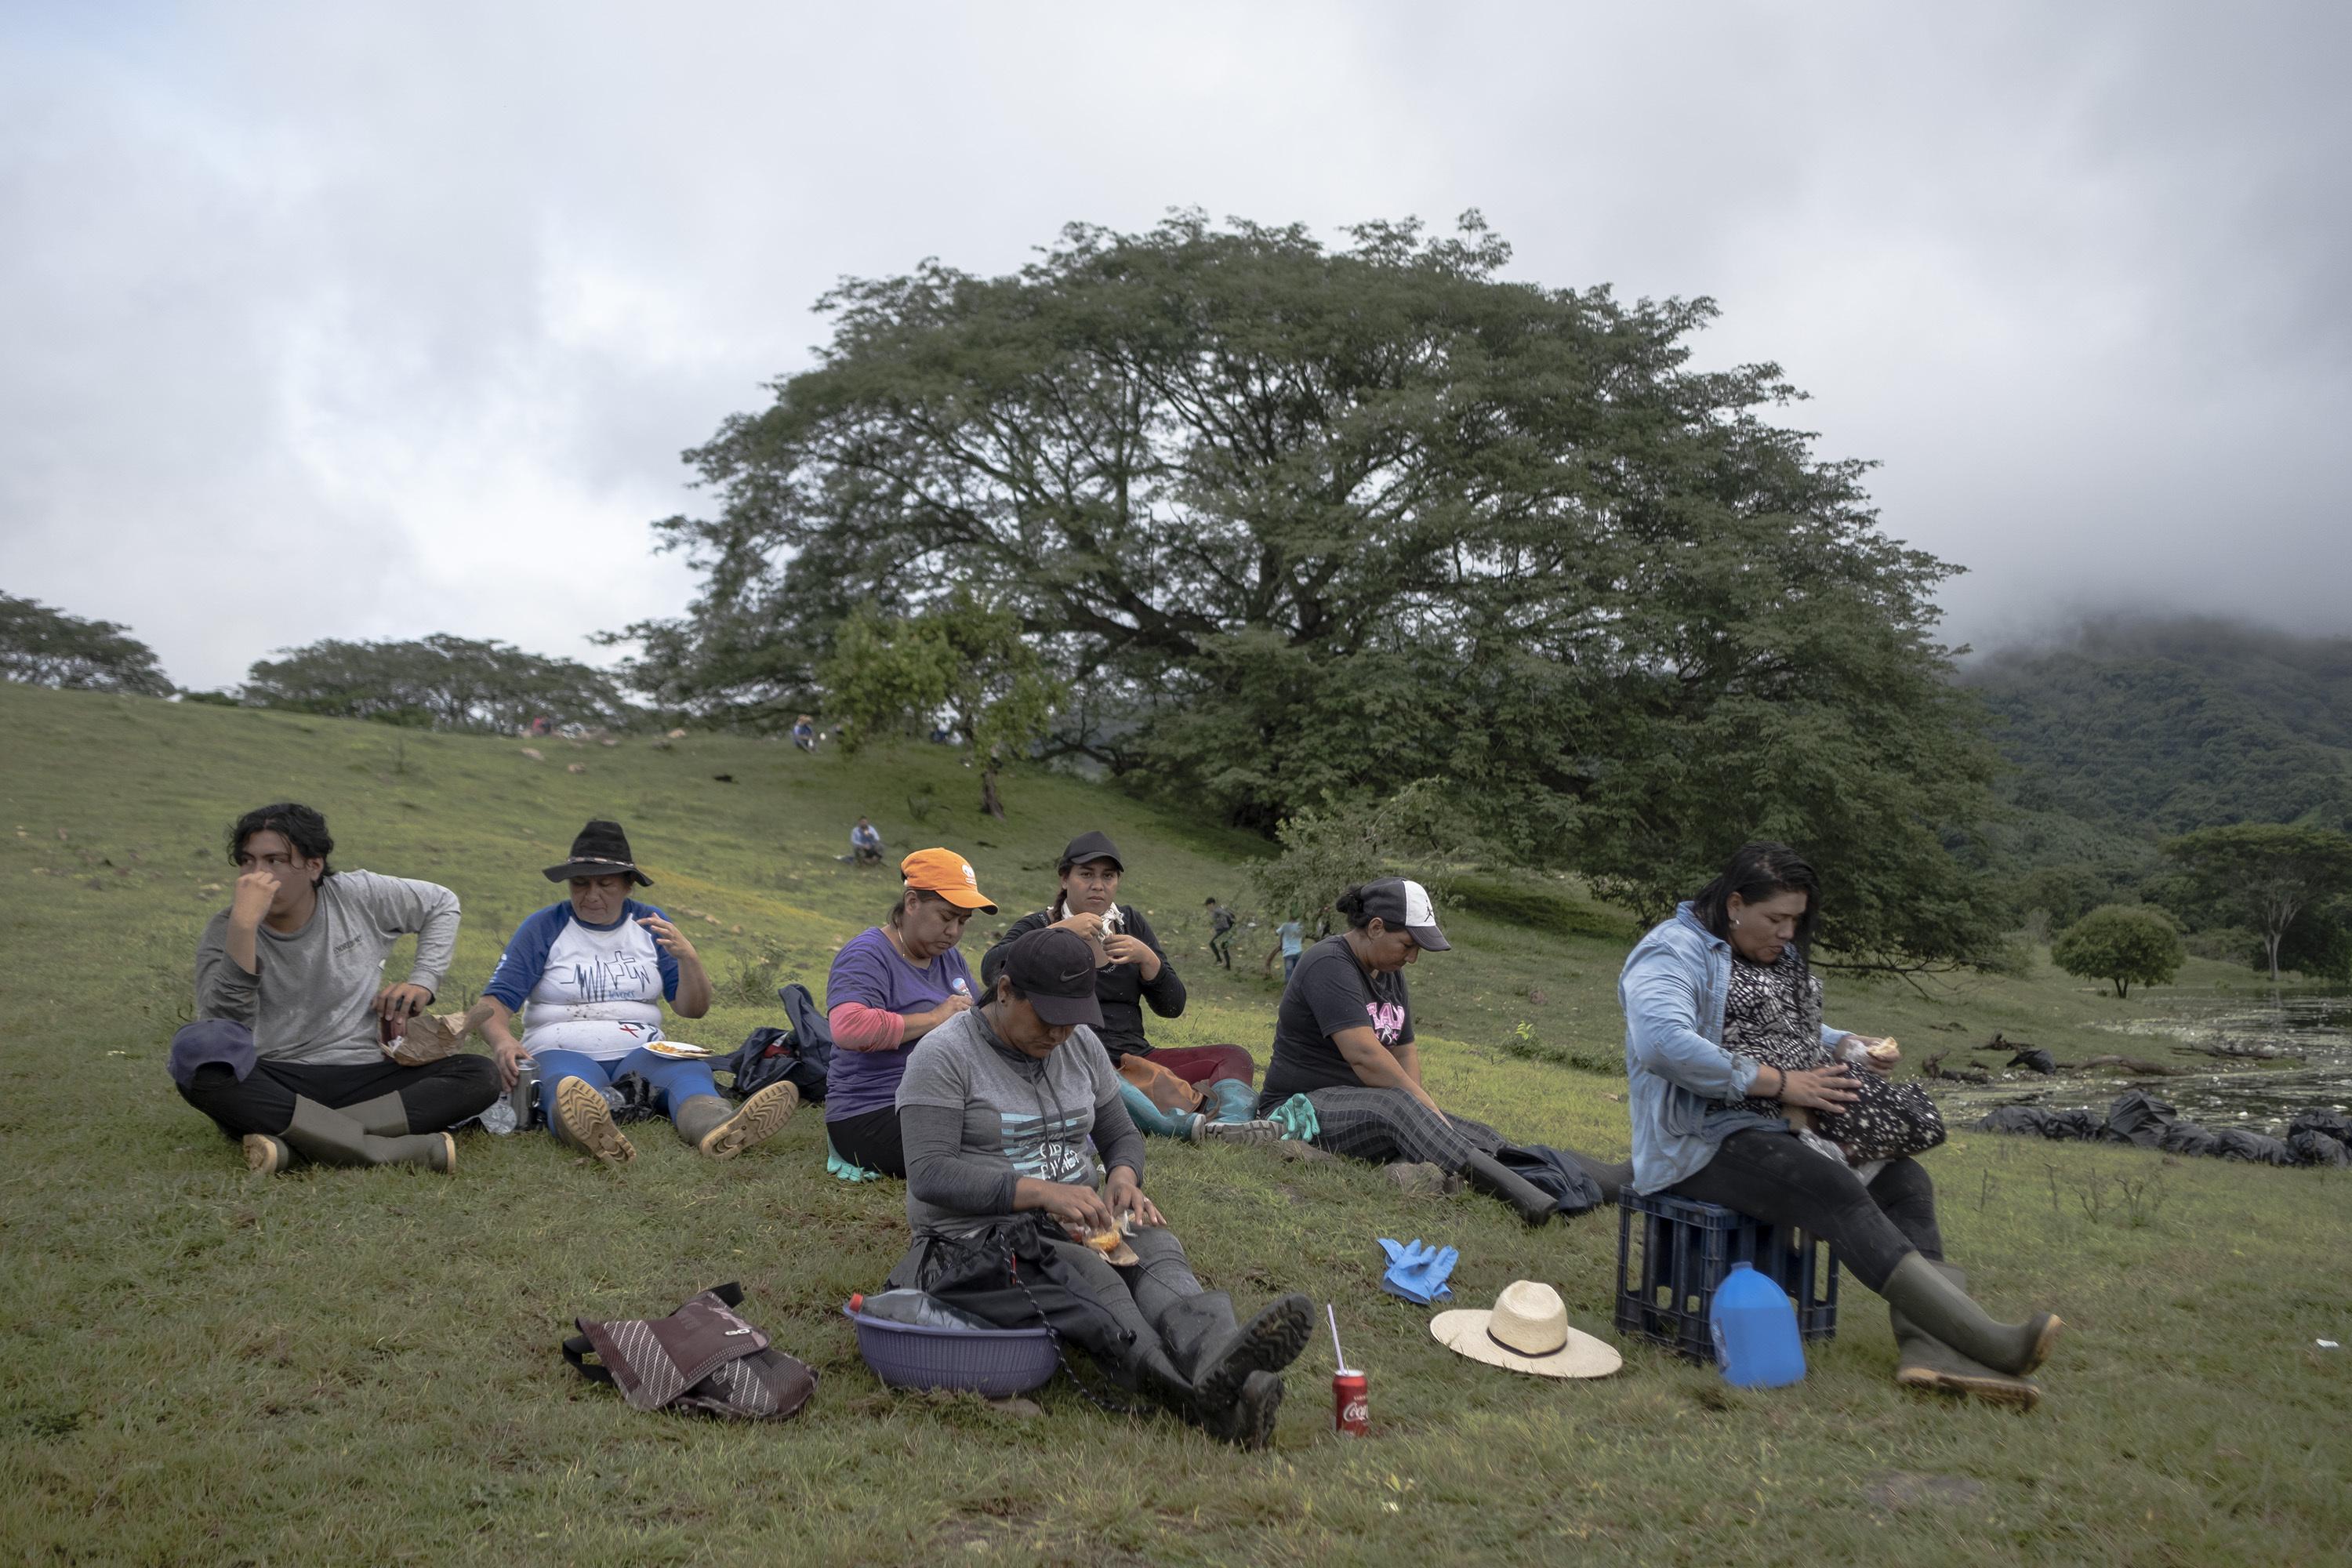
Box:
[2,684,2346,1566]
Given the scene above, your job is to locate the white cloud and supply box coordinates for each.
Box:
[2,1,2345,691]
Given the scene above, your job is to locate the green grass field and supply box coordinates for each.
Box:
[2,683,2345,1566]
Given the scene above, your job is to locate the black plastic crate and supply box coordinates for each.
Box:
[1614,1190,1839,1362]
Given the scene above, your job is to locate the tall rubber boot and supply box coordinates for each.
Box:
[1881,1253,2062,1377]
[1117,1080,1202,1140]
[1189,1294,1312,1419]
[673,1083,800,1160]
[550,1076,636,1166]
[1889,1261,2042,1410]
[280,1096,455,1173]
[339,1092,412,1137]
[1462,1151,1559,1225]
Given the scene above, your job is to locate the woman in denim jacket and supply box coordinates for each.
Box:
[1620,843,2064,1407]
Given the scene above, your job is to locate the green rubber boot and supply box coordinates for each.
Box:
[673,1083,799,1160]
[1882,1253,2061,1377]
[339,1092,412,1137]
[1890,1263,2042,1410]
[281,1097,454,1173]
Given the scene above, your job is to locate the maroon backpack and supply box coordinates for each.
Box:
[564,1283,816,1420]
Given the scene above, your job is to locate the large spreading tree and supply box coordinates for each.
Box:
[0,592,175,697]
[612,212,2006,967]
[2165,823,2352,983]
[243,634,637,733]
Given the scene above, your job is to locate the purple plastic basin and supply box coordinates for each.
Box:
[843,1306,1059,1397]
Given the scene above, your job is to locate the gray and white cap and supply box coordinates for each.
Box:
[1360,877,1450,951]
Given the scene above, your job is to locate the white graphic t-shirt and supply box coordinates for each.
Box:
[483,898,682,1060]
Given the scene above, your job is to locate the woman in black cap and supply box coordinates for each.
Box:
[982,831,1272,1142]
[888,927,1315,1449]
[470,820,800,1165]
[1259,878,1620,1223]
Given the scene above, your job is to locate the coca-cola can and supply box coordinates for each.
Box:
[1333,1370,1369,1436]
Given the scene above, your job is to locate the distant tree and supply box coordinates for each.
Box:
[818,591,1061,818]
[1246,780,1470,933]
[2050,905,2184,998]
[2165,824,2352,983]
[242,634,637,733]
[0,592,174,697]
[2011,863,2116,932]
[2269,903,2352,985]
[613,210,2007,971]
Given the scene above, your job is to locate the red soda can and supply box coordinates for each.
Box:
[1333,1370,1369,1436]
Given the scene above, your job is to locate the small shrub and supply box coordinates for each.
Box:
[2050,904,2184,998]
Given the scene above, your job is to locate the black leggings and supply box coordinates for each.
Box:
[1669,1130,1943,1294]
[180,1056,500,1139]
[827,1105,907,1178]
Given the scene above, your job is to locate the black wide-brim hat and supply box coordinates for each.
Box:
[543,818,653,886]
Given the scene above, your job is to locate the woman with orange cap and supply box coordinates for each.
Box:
[822,848,999,1177]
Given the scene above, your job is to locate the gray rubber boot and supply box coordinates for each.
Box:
[339,1092,412,1137]
[1463,1151,1559,1225]
[1190,1294,1313,1419]
[1889,1262,2042,1410]
[281,1096,455,1173]
[550,1076,635,1165]
[673,1082,799,1159]
[1882,1252,2061,1377]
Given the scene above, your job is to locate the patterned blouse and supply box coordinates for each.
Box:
[1720,948,1830,1116]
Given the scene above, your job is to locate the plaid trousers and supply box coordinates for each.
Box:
[1302,1087,1504,1172]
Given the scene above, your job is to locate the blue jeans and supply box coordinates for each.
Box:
[1283,953,1300,978]
[533,1047,720,1130]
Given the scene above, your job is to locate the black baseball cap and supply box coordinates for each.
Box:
[1360,877,1450,951]
[997,927,1105,1028]
[1057,830,1123,873]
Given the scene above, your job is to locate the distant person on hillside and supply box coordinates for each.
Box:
[1262,916,1305,980]
[469,819,797,1165]
[982,833,1277,1145]
[822,848,996,1177]
[174,802,499,1174]
[849,816,884,865]
[1621,841,2060,1406]
[887,927,1313,1450]
[1204,897,1237,968]
[792,714,816,752]
[1258,880,1618,1224]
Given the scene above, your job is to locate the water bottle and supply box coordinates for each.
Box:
[849,1289,994,1331]
[1710,1261,1806,1388]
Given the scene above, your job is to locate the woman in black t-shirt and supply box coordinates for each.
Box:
[1258,879,1614,1224]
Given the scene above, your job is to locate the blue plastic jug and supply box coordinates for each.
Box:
[1710,1261,1806,1387]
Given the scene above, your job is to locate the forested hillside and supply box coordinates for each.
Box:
[1965,617,2352,842]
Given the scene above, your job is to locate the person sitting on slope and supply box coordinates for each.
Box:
[175,802,499,1174]
[473,819,799,1165]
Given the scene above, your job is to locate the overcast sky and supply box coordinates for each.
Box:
[4,2,2346,691]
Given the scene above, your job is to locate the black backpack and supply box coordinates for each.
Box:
[713,982,833,1103]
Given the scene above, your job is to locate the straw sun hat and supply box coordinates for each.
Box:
[1428,1281,1622,1379]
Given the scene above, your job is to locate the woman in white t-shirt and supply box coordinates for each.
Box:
[474,820,798,1165]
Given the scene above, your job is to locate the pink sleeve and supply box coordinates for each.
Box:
[829,1000,905,1053]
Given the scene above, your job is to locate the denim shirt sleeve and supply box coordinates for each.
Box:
[1622,939,1760,1101]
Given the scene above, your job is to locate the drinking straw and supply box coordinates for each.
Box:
[1327,1302,1348,1374]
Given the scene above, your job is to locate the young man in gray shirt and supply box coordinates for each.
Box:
[888,927,1315,1449]
[172,802,498,1173]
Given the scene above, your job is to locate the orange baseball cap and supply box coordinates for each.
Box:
[900,848,998,911]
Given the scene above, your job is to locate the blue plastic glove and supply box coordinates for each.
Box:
[1377,1237,1459,1305]
[1264,1093,1320,1142]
